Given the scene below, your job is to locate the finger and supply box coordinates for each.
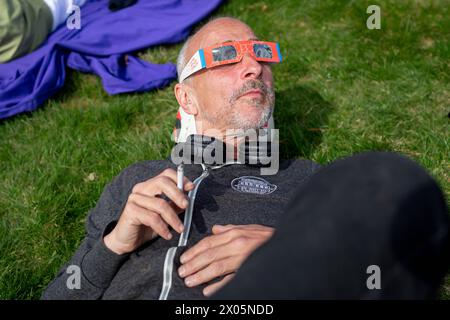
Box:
[130,193,184,233]
[178,242,235,278]
[180,231,235,264]
[158,181,191,210]
[159,168,195,191]
[131,203,172,240]
[143,176,190,210]
[135,195,184,233]
[203,273,235,297]
[133,169,194,196]
[131,192,185,215]
[184,257,238,288]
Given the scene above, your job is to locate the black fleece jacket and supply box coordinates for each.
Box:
[42,159,320,300]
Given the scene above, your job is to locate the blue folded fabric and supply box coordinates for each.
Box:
[0,0,222,119]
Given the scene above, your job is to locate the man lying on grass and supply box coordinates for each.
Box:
[42,17,450,300]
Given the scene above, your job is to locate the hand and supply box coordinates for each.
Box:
[104,168,195,255]
[177,224,274,297]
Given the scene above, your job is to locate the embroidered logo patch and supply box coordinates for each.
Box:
[231,176,277,195]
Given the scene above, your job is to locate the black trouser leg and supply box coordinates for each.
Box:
[214,152,450,299]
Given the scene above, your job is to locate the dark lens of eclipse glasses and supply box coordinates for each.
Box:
[212,45,237,62]
[253,44,273,58]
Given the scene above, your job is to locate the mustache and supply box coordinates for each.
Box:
[229,80,272,103]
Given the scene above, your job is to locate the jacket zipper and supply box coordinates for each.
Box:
[158,164,210,300]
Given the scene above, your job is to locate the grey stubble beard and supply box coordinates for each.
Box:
[203,79,275,131]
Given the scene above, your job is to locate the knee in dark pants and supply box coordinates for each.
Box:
[214,151,450,299]
[322,151,450,298]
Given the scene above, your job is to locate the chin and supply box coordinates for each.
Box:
[232,109,267,130]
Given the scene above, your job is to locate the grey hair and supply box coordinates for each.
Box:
[176,37,192,83]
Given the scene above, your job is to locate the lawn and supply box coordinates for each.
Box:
[0,0,449,299]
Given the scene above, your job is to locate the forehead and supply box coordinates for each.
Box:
[187,20,257,58]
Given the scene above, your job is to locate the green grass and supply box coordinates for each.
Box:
[1,0,449,299]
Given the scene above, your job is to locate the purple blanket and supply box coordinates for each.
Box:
[0,0,222,119]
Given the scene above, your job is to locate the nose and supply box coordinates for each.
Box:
[239,52,263,80]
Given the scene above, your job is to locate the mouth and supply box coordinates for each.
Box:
[239,89,264,99]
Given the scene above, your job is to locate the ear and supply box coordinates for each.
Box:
[174,83,198,116]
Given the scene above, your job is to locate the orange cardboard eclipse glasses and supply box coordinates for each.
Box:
[179,40,282,82]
